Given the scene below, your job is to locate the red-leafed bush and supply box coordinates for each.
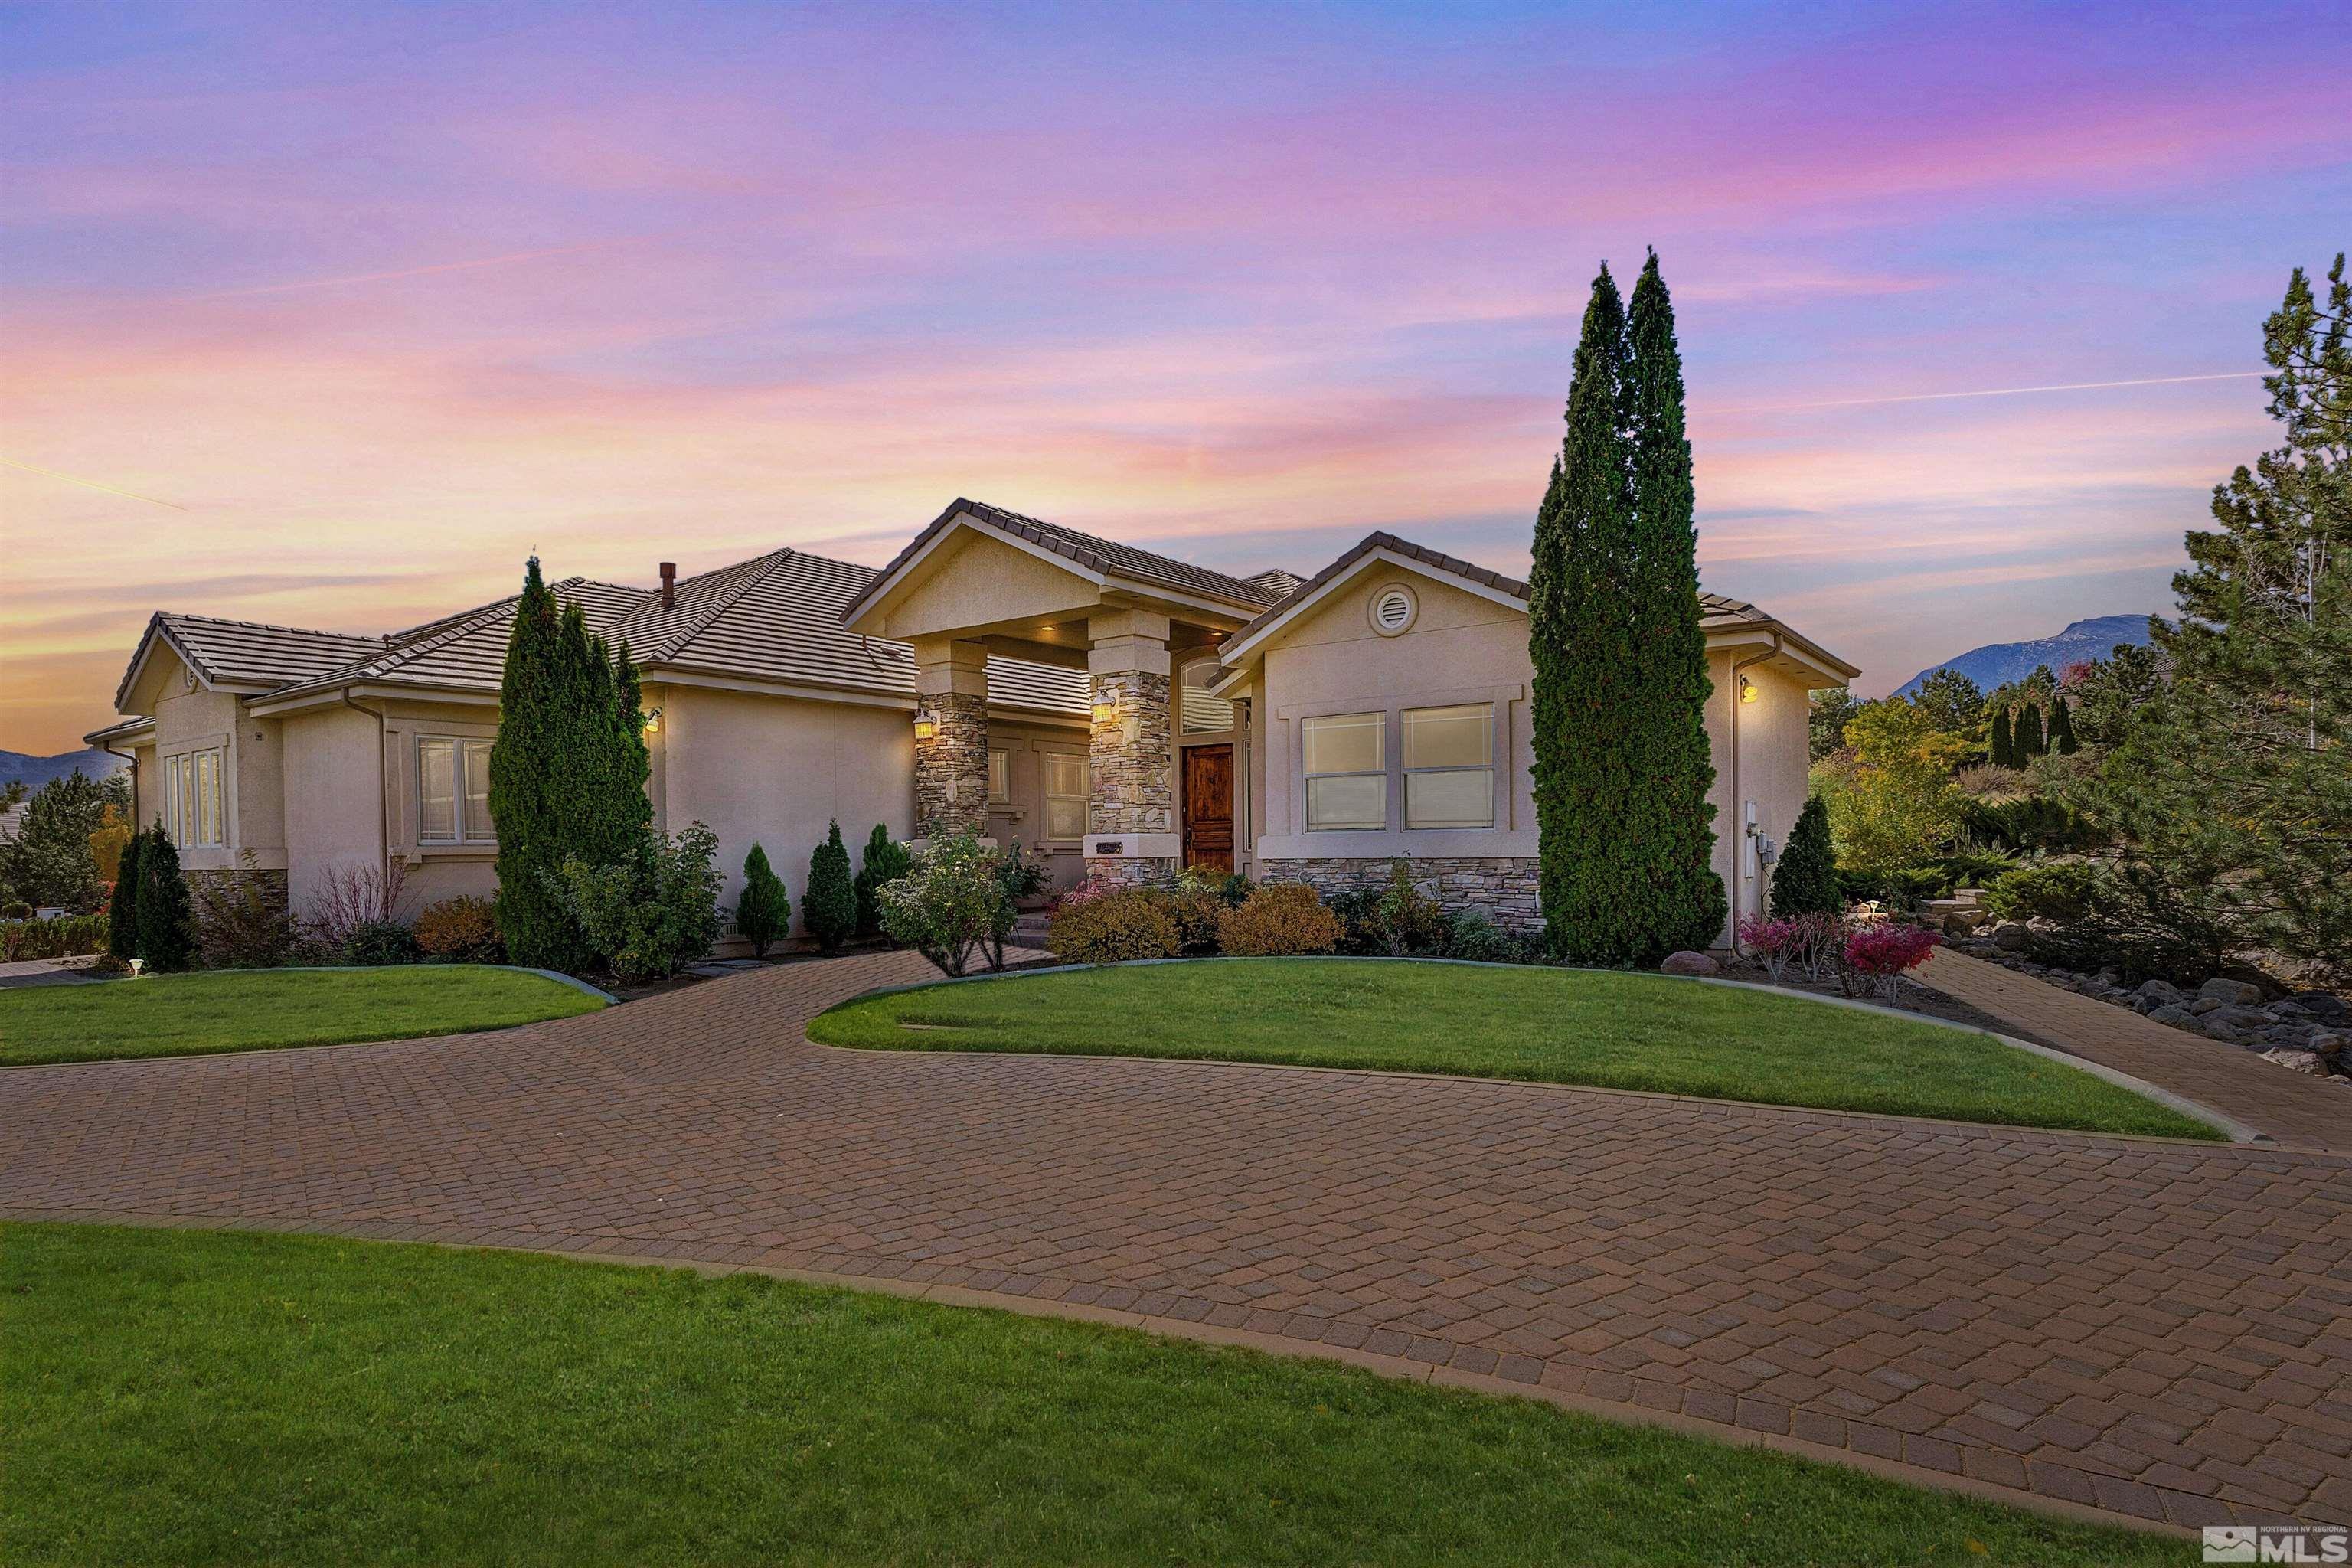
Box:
[1841,923,1939,1002]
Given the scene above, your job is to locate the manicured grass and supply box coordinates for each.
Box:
[810,959,2218,1139]
[0,1224,2186,1566]
[0,966,603,1067]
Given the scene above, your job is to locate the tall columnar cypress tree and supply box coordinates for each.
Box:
[2049,694,2079,754]
[2015,703,2046,758]
[489,558,588,970]
[1619,251,1726,956]
[107,826,145,962]
[1530,266,1634,962]
[1769,795,1841,918]
[1990,705,2014,768]
[609,640,653,845]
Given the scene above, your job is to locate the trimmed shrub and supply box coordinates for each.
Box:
[854,825,912,940]
[1,913,109,962]
[191,854,301,969]
[341,920,422,966]
[552,823,724,985]
[802,820,857,956]
[736,843,789,958]
[1325,885,1384,955]
[1217,884,1343,957]
[1048,887,1181,965]
[1442,906,1528,964]
[877,831,1013,978]
[106,828,144,962]
[1769,796,1840,918]
[1161,884,1227,956]
[415,896,505,964]
[134,829,196,972]
[1982,862,2102,924]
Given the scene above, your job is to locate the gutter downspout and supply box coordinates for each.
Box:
[98,739,139,828]
[1725,635,1782,952]
[341,690,392,873]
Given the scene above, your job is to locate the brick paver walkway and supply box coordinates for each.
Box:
[5,950,2349,1531]
[1925,949,2352,1153]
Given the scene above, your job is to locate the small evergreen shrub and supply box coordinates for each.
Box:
[1047,887,1181,964]
[341,920,423,966]
[1,913,109,962]
[1768,797,1840,918]
[877,831,1013,978]
[134,830,197,972]
[553,823,724,985]
[1323,885,1383,955]
[1160,881,1227,956]
[853,825,912,940]
[1982,862,2102,924]
[106,828,144,962]
[736,844,789,958]
[1369,861,1447,956]
[414,896,505,964]
[802,820,857,956]
[1217,884,1343,957]
[1442,906,1528,964]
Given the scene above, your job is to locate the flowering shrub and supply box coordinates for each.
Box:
[1217,884,1344,957]
[1048,887,1182,965]
[878,831,1015,978]
[1840,923,1939,1002]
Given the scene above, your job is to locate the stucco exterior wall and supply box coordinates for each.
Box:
[655,684,915,937]
[1253,569,1536,862]
[143,671,279,875]
[279,704,385,924]
[983,718,1090,892]
[1704,652,1815,947]
[869,528,1099,641]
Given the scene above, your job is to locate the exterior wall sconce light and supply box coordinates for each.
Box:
[642,707,663,734]
[1739,675,1759,704]
[912,710,938,741]
[1091,694,1119,726]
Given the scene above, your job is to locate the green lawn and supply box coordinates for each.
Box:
[0,1224,2186,1566]
[0,966,604,1067]
[810,959,2217,1139]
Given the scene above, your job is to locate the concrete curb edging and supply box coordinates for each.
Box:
[813,954,2260,1145]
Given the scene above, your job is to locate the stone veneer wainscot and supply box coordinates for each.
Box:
[1258,856,1542,933]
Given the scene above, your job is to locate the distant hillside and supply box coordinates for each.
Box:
[0,747,130,793]
[1894,614,2158,698]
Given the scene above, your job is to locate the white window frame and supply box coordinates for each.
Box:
[1402,703,1496,830]
[162,746,225,848]
[1302,711,1387,832]
[416,735,497,846]
[1041,750,1089,843]
[987,748,1012,805]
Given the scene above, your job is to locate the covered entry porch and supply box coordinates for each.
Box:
[839,500,1285,887]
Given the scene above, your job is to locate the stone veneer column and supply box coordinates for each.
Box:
[912,638,991,839]
[1084,609,1178,887]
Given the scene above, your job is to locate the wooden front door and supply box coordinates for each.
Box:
[1182,744,1234,876]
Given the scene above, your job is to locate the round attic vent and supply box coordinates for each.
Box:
[1369,583,1417,635]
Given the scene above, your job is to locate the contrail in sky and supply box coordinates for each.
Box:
[1713,370,2264,415]
[0,457,188,511]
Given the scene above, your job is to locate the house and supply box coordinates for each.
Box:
[87,498,1856,946]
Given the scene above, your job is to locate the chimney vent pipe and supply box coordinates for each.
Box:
[658,561,677,610]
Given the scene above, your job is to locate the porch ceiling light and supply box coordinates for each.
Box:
[912,710,939,741]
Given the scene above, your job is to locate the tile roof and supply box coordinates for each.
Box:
[115,612,392,707]
[842,498,1285,625]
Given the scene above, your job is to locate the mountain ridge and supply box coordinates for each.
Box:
[1893,613,2158,697]
[0,748,132,793]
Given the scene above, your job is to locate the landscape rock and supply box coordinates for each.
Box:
[2135,978,2185,1006]
[1660,951,1720,978]
[2308,1031,2344,1058]
[1992,923,2033,952]
[2206,1005,2279,1034]
[2259,1049,2331,1077]
[1942,913,1977,937]
[2188,995,2226,1016]
[2198,977,2264,1006]
[2292,992,2347,1022]
[2145,1004,2202,1031]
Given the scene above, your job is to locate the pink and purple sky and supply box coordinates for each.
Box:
[3,2,2347,754]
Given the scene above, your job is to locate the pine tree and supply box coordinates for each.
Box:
[854,823,911,939]
[1619,250,1727,959]
[1532,269,1635,961]
[802,819,857,955]
[107,826,145,962]
[1769,795,1841,918]
[1990,705,2014,768]
[135,824,195,972]
[489,558,590,971]
[2050,694,2079,755]
[736,842,789,958]
[2014,703,2046,758]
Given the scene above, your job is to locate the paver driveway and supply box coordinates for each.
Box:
[5,949,2349,1532]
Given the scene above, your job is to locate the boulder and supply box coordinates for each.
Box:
[1992,923,2033,952]
[2188,995,2226,1016]
[2259,1049,2332,1077]
[2291,992,2347,1022]
[2308,1031,2345,1059]
[2198,977,2264,1006]
[1661,951,1720,978]
[2145,1004,2202,1031]
[2207,1005,2279,1034]
[2135,978,2185,1005]
[1942,913,1977,938]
